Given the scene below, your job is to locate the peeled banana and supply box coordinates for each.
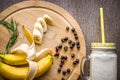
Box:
[37,17,47,33]
[22,26,33,44]
[0,55,53,80]
[43,14,54,25]
[34,22,44,36]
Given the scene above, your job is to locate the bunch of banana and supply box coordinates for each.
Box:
[0,55,53,80]
[0,25,54,80]
[34,14,54,44]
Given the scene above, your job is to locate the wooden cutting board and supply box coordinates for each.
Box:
[0,1,86,80]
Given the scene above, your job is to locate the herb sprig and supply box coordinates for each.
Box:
[0,18,19,53]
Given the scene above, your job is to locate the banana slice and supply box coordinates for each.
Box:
[34,22,44,36]
[33,29,43,44]
[43,14,54,25]
[37,17,47,33]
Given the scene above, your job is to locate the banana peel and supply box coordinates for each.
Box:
[0,55,53,80]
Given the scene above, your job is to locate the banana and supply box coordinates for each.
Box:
[43,14,54,25]
[37,17,47,32]
[0,48,53,66]
[0,51,27,65]
[22,26,33,44]
[33,28,43,44]
[34,22,44,37]
[0,55,53,80]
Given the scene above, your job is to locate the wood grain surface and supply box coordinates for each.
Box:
[0,1,86,80]
[0,0,120,80]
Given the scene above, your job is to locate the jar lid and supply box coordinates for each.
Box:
[91,43,116,49]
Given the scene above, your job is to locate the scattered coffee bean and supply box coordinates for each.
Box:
[64,56,68,60]
[71,27,75,32]
[59,63,63,68]
[75,59,79,63]
[64,46,68,51]
[70,44,74,49]
[58,44,62,49]
[61,56,65,60]
[74,32,77,36]
[61,38,65,43]
[64,37,68,41]
[62,71,67,75]
[61,77,65,80]
[71,53,75,58]
[76,41,80,45]
[68,39,72,44]
[73,61,77,65]
[71,42,75,46]
[54,52,59,57]
[66,26,69,31]
[75,35,78,40]
[67,68,71,73]
[57,67,61,73]
[77,45,80,49]
[56,46,59,52]
[61,59,65,64]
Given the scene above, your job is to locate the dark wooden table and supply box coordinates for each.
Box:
[0,0,120,80]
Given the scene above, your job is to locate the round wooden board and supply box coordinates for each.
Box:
[0,1,86,80]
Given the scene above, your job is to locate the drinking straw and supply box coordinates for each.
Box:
[100,8,105,43]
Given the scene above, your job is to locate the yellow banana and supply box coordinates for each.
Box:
[0,51,27,65]
[37,17,47,33]
[0,48,53,65]
[0,55,53,80]
[43,14,54,25]
[22,26,33,44]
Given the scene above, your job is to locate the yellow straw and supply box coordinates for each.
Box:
[100,8,105,43]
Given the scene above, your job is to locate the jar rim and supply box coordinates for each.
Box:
[91,43,116,49]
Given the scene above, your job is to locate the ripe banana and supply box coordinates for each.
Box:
[22,26,33,44]
[34,22,44,37]
[0,48,53,65]
[0,51,27,65]
[43,14,54,25]
[37,17,47,33]
[0,55,53,80]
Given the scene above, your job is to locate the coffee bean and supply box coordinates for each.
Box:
[71,53,75,58]
[75,35,78,40]
[59,64,63,68]
[67,68,71,73]
[66,26,69,31]
[64,56,68,60]
[64,46,68,51]
[75,59,79,63]
[61,77,65,80]
[58,44,62,49]
[77,45,80,49]
[73,61,77,65]
[54,52,59,57]
[71,27,75,32]
[64,37,68,41]
[57,67,61,73]
[76,41,80,45]
[62,71,67,75]
[68,39,72,44]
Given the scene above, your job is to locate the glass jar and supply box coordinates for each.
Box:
[81,43,117,80]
